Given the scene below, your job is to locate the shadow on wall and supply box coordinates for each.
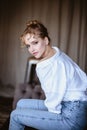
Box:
[0,79,14,97]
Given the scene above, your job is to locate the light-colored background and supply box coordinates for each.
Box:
[0,0,87,97]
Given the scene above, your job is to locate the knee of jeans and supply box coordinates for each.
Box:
[10,110,17,119]
[16,99,25,108]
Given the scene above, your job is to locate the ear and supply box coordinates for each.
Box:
[44,37,49,45]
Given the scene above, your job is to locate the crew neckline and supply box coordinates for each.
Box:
[36,46,61,67]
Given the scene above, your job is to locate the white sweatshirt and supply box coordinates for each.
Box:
[36,47,87,114]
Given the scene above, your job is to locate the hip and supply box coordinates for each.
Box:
[61,101,87,120]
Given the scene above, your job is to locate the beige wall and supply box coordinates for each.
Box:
[0,0,59,86]
[0,0,87,89]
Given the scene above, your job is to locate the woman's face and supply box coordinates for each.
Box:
[23,33,49,59]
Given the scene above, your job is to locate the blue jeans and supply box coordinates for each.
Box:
[9,99,87,130]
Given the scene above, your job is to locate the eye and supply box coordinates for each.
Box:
[27,38,30,41]
[26,44,30,49]
[33,41,38,44]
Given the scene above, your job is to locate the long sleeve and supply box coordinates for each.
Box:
[36,57,67,114]
[44,61,67,114]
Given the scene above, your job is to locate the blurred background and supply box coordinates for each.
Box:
[0,0,87,97]
[0,0,87,129]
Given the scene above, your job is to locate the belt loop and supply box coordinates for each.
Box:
[77,101,80,107]
[85,88,87,95]
[74,101,80,107]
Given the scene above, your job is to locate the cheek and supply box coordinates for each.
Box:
[39,44,45,51]
[27,49,31,54]
[27,48,32,54]
[37,41,47,53]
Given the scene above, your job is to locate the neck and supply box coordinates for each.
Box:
[39,46,56,62]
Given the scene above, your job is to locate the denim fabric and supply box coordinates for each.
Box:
[9,99,87,130]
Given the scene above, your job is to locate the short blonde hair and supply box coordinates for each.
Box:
[20,20,51,46]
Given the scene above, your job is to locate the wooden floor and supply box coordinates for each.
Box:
[0,96,13,129]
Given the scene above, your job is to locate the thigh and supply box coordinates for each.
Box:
[11,108,63,130]
[16,99,47,110]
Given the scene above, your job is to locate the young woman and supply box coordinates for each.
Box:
[9,20,87,130]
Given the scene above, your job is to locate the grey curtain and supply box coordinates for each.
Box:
[0,0,87,87]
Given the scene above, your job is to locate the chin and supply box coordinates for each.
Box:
[34,55,41,59]
[34,54,43,59]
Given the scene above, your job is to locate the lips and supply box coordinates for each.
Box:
[33,52,38,56]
